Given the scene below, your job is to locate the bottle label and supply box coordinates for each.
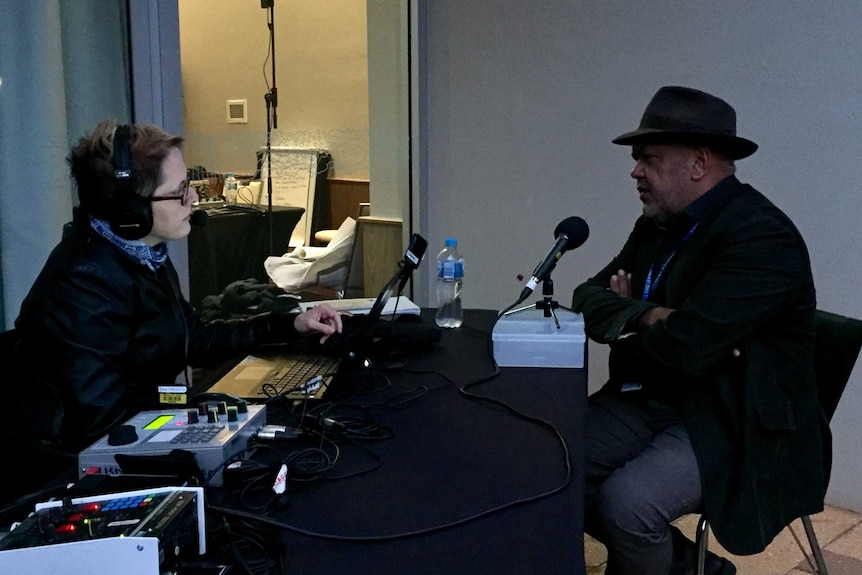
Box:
[443,260,455,279]
[438,258,464,279]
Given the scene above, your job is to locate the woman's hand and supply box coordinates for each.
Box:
[294,303,343,343]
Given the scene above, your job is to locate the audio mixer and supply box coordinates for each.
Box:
[78,403,267,486]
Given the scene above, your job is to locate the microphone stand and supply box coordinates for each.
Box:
[501,274,575,329]
[262,0,278,254]
[536,277,562,328]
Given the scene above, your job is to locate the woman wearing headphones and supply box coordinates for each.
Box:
[3,119,341,502]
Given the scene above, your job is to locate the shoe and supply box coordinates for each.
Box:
[670,525,737,575]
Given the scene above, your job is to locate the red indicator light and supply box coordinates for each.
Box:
[81,503,101,513]
[55,523,77,534]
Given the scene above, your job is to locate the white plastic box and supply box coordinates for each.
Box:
[492,307,586,368]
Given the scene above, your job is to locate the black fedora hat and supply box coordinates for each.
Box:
[612,86,758,159]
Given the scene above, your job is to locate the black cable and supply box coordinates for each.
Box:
[282,444,339,482]
[282,404,388,480]
[210,514,285,575]
[206,366,572,544]
[211,441,338,516]
[304,433,383,481]
[380,367,455,408]
[206,314,572,546]
[301,413,392,443]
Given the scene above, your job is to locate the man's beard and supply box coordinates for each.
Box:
[642,204,672,225]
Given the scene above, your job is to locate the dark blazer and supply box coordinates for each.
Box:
[572,176,826,554]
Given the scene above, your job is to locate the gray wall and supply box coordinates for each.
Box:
[0,0,132,329]
[416,1,862,511]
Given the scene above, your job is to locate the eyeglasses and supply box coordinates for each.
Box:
[148,180,191,206]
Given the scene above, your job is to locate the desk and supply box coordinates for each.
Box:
[187,205,304,309]
[210,308,588,575]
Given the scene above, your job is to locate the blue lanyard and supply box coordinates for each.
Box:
[642,222,699,300]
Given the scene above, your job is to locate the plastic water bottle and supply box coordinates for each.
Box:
[224,172,238,204]
[435,237,464,328]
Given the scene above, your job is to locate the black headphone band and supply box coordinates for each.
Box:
[112,124,132,186]
[108,124,153,240]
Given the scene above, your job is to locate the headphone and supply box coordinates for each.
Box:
[109,124,153,240]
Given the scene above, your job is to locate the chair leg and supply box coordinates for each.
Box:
[801,515,830,575]
[695,515,709,575]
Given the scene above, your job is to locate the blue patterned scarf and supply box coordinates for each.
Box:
[89,216,168,271]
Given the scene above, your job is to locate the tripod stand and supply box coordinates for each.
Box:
[502,276,575,329]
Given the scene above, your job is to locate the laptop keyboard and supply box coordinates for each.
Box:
[258,354,341,398]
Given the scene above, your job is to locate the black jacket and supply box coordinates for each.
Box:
[572,176,826,554]
[8,214,300,455]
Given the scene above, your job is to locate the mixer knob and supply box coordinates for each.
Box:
[107,424,138,446]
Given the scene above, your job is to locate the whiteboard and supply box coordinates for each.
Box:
[258,147,323,248]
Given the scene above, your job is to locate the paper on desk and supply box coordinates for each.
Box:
[299,295,421,316]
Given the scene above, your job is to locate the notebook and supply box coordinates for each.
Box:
[205,234,428,401]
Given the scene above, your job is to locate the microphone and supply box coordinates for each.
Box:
[190,209,208,227]
[402,233,428,272]
[516,216,589,305]
[397,233,429,292]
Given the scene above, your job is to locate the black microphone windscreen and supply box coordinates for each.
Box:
[404,233,428,269]
[554,216,589,251]
[190,209,208,227]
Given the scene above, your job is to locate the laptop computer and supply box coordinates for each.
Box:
[205,234,429,402]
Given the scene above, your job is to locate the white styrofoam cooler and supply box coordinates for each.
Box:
[492,306,586,368]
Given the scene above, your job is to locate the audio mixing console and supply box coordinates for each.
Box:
[78,403,266,486]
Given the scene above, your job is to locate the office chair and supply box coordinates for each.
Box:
[264,217,357,299]
[695,309,862,575]
[315,201,370,246]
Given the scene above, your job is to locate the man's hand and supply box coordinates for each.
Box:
[609,269,632,298]
[609,268,673,329]
[637,306,673,328]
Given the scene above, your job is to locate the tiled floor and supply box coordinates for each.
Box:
[585,504,862,574]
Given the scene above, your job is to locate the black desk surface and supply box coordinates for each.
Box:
[188,205,304,309]
[209,308,588,575]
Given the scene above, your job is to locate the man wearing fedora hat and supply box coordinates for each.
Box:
[572,87,826,575]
